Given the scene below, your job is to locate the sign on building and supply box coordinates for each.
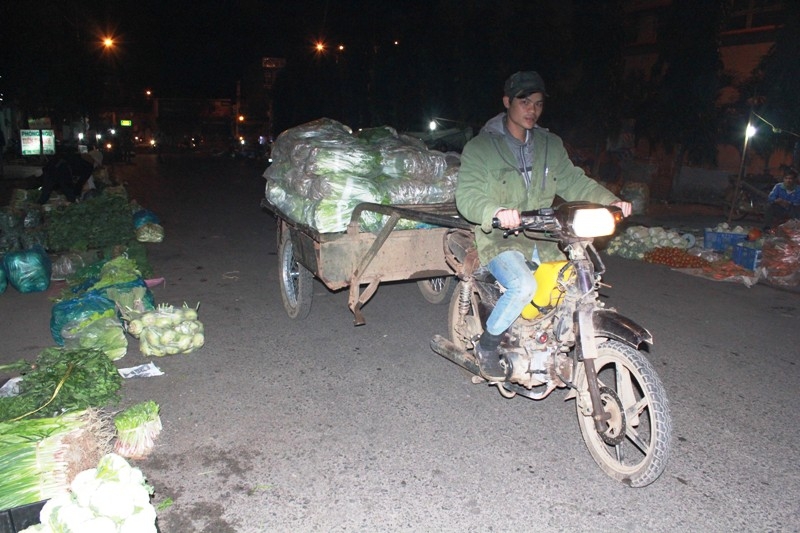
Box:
[20,129,55,156]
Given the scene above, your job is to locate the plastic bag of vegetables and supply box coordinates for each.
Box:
[126,303,205,356]
[19,452,157,533]
[3,244,52,293]
[135,223,164,243]
[62,316,128,361]
[50,291,117,345]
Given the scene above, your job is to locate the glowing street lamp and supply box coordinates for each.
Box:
[728,112,756,223]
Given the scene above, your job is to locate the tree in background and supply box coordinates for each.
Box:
[737,1,800,174]
[632,0,729,195]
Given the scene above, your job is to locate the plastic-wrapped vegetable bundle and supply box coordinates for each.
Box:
[126,303,205,356]
[62,316,128,361]
[382,178,454,205]
[135,222,164,243]
[50,292,117,345]
[266,180,313,224]
[310,175,386,233]
[304,143,381,178]
[268,117,354,168]
[3,245,52,293]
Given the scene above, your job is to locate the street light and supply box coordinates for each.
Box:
[728,112,756,224]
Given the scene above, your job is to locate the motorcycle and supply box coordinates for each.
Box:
[430,201,672,487]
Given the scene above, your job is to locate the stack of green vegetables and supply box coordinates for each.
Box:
[0,410,109,510]
[113,401,162,460]
[605,225,695,260]
[19,453,158,533]
[0,348,122,422]
[45,192,135,252]
[264,118,460,233]
[125,303,205,356]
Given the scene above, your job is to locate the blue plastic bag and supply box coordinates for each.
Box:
[3,245,52,293]
[0,261,7,294]
[132,209,161,229]
[50,291,117,345]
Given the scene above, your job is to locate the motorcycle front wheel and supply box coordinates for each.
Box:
[575,340,672,487]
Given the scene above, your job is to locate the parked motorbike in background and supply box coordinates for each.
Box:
[431,202,672,487]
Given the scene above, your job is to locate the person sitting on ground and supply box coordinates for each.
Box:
[764,167,800,230]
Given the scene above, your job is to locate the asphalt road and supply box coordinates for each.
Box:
[2,153,799,533]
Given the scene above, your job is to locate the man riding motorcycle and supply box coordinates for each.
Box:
[455,70,631,381]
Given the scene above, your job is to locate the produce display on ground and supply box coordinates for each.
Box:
[0,178,178,530]
[264,118,460,233]
[603,219,800,287]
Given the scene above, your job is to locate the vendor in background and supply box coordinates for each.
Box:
[38,151,95,204]
[764,167,800,230]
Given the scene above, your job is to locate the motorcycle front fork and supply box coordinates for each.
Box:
[574,269,612,434]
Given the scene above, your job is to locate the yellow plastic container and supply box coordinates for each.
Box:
[521,260,571,320]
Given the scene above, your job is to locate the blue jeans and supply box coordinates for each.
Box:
[485,250,537,335]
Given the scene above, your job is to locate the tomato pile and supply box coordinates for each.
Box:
[643,247,711,268]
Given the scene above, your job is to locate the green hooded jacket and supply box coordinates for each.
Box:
[456,113,620,264]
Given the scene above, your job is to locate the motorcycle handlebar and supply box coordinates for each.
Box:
[491,207,558,236]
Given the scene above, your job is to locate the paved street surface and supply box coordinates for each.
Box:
[1,153,799,532]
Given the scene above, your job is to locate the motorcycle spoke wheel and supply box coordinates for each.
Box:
[278,231,313,319]
[575,340,672,487]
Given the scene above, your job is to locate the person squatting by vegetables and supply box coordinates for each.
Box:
[764,167,800,230]
[37,151,95,204]
[455,71,632,381]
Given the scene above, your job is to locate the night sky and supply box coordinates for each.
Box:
[1,1,622,134]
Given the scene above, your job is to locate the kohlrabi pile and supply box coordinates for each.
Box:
[125,303,204,356]
[605,225,695,260]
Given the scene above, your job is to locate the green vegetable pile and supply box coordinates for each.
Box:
[0,348,122,422]
[45,192,135,252]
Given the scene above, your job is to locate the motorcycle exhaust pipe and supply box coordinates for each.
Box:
[430,335,480,376]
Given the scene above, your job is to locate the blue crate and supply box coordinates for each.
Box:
[732,242,762,270]
[703,230,747,252]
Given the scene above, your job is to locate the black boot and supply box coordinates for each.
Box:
[474,332,508,382]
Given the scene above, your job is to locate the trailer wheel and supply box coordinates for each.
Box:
[417,276,455,305]
[278,231,313,319]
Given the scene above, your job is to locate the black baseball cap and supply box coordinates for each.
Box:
[504,71,547,98]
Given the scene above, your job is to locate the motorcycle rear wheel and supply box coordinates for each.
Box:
[447,281,483,350]
[575,340,672,487]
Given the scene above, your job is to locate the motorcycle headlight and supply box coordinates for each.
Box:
[570,207,616,238]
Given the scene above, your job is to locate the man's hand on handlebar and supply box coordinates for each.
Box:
[494,208,521,229]
[610,200,633,217]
